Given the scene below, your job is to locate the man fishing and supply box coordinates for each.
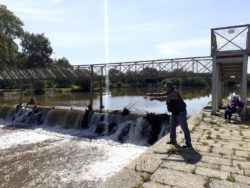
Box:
[145,81,192,149]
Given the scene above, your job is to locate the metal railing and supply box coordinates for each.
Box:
[73,56,212,79]
[0,56,212,81]
[211,24,250,56]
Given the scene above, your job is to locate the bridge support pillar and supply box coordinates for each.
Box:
[212,57,220,112]
[241,55,248,115]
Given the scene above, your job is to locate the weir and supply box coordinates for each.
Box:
[0,105,170,146]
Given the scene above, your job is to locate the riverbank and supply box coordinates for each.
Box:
[99,109,250,188]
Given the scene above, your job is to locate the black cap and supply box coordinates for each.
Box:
[164,81,174,88]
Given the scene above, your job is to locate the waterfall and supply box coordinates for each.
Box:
[0,105,170,146]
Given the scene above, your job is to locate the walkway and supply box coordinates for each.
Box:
[100,110,250,188]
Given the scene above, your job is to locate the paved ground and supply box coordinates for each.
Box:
[99,110,250,188]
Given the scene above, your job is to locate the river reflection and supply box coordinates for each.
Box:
[0,87,210,116]
[0,86,249,116]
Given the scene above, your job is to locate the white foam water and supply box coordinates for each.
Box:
[0,123,146,187]
[0,104,170,187]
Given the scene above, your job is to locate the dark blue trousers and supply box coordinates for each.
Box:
[169,110,192,146]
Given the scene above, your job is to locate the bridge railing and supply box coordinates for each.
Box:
[211,24,250,56]
[0,56,212,81]
[73,56,212,79]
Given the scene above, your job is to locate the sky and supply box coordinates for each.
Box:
[2,0,250,69]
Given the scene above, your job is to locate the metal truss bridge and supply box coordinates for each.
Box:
[0,56,212,81]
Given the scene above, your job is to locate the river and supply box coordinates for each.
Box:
[0,86,213,116]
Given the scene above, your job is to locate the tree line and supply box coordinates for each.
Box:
[0,4,83,92]
[0,5,72,69]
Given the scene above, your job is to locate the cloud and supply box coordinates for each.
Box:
[13,7,62,22]
[154,38,210,55]
[3,1,63,22]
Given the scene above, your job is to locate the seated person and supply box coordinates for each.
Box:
[224,95,244,121]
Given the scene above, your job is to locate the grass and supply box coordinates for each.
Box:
[232,149,236,155]
[239,143,243,147]
[194,122,200,128]
[202,142,209,146]
[239,126,249,129]
[132,184,144,188]
[237,163,242,170]
[203,178,211,188]
[206,134,212,140]
[239,130,243,136]
[141,175,150,182]
[214,128,219,131]
[192,122,201,132]
[211,113,214,120]
[201,112,208,121]
[247,154,250,161]
[206,131,212,140]
[166,146,178,154]
[191,168,196,174]
[209,146,213,153]
[226,174,236,182]
[216,135,221,140]
[219,152,225,156]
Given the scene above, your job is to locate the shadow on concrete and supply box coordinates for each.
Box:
[212,110,247,125]
[173,144,202,164]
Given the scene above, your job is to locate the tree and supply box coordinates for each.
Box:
[52,57,74,88]
[54,57,72,68]
[0,5,23,69]
[109,68,119,76]
[0,5,23,39]
[140,67,158,77]
[21,32,53,68]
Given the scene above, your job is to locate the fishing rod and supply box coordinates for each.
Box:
[126,101,138,110]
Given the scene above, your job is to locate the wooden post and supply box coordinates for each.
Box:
[19,80,23,104]
[99,66,104,109]
[220,80,225,103]
[31,81,34,100]
[89,65,94,109]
